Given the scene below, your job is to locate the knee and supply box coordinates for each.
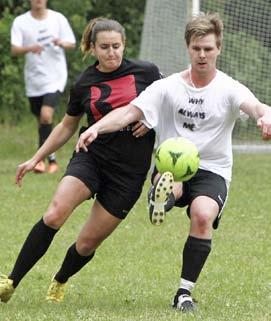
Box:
[192,212,213,233]
[43,201,67,229]
[40,116,52,124]
[40,110,54,124]
[77,236,103,256]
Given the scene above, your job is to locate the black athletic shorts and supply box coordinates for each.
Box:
[152,167,228,229]
[28,91,61,116]
[64,150,147,219]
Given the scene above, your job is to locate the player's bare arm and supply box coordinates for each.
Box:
[52,39,76,49]
[240,98,271,139]
[11,44,43,56]
[16,114,81,186]
[76,104,143,152]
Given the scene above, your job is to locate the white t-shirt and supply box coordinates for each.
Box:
[11,9,76,96]
[131,70,256,182]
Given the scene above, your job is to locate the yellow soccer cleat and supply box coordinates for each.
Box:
[148,172,174,225]
[46,279,66,303]
[0,274,15,303]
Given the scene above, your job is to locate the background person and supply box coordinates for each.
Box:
[75,12,271,313]
[0,17,161,304]
[10,0,76,173]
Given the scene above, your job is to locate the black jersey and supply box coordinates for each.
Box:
[67,58,161,174]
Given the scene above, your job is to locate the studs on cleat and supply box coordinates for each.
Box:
[148,172,174,226]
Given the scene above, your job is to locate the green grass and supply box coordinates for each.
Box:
[0,120,271,321]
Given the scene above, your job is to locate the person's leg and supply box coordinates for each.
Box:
[0,176,90,303]
[173,196,218,312]
[28,96,47,173]
[46,158,147,302]
[173,171,228,312]
[39,92,60,173]
[39,106,56,168]
[46,200,122,302]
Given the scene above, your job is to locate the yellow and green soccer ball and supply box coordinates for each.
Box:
[155,137,200,181]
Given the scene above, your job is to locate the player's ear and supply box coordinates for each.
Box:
[90,43,95,56]
[121,40,126,56]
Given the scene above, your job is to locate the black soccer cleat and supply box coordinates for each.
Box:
[148,172,174,225]
[172,290,196,313]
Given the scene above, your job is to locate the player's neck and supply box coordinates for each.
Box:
[31,8,48,20]
[187,67,217,88]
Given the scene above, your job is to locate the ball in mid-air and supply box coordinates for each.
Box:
[155,137,200,181]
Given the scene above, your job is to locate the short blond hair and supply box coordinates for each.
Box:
[185,12,223,48]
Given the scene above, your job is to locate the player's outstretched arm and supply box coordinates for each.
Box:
[76,104,143,152]
[241,99,271,140]
[16,114,81,187]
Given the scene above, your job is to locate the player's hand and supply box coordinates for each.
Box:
[16,159,38,187]
[29,44,43,54]
[257,115,271,140]
[76,127,98,152]
[52,38,63,47]
[132,121,150,137]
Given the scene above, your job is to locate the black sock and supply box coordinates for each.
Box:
[38,123,52,147]
[9,218,58,287]
[38,124,57,163]
[180,236,212,295]
[54,243,95,283]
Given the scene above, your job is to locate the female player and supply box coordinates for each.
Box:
[0,18,161,303]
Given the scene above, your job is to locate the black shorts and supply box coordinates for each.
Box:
[28,91,61,116]
[152,168,228,229]
[64,150,147,219]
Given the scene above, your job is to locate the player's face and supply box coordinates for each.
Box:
[188,33,221,77]
[30,0,47,10]
[91,31,125,73]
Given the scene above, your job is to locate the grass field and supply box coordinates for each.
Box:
[0,120,271,321]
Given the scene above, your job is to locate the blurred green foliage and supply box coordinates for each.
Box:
[202,0,271,104]
[0,0,146,123]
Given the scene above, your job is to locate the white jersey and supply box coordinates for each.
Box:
[131,70,256,182]
[11,9,76,97]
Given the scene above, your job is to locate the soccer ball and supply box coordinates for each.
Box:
[155,137,200,181]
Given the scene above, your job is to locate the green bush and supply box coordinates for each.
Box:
[0,1,146,123]
[0,8,28,124]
